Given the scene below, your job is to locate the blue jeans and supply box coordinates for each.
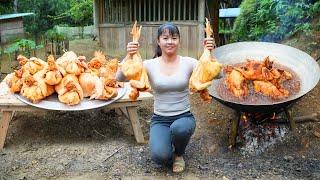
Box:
[149,111,196,165]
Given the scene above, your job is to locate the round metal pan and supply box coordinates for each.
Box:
[208,42,320,112]
[15,86,127,111]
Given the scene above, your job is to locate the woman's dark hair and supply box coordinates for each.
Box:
[153,23,180,58]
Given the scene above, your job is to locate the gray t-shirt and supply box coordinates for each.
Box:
[117,56,198,116]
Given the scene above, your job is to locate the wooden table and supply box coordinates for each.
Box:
[0,82,153,149]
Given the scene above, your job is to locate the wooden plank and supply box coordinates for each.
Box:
[0,111,12,149]
[188,26,198,58]
[198,0,205,55]
[189,0,191,20]
[139,0,141,22]
[148,0,151,21]
[163,0,166,21]
[179,26,189,57]
[194,0,197,20]
[128,0,132,22]
[134,0,137,21]
[144,0,146,22]
[168,0,171,20]
[154,0,157,21]
[127,106,145,143]
[0,21,23,31]
[173,0,176,20]
[178,0,181,20]
[183,0,186,20]
[158,0,161,21]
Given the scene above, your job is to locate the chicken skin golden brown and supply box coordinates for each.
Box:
[55,74,84,105]
[18,55,46,75]
[4,69,24,93]
[253,80,289,99]
[224,66,249,99]
[44,55,64,85]
[234,57,274,81]
[56,51,86,75]
[225,57,293,99]
[120,21,151,100]
[20,70,55,103]
[189,18,222,101]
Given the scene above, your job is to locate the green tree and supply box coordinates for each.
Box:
[0,0,14,14]
[69,0,93,38]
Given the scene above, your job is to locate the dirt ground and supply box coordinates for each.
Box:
[0,38,319,179]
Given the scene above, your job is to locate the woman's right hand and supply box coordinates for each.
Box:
[127,42,140,55]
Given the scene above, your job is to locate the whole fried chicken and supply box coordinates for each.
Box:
[88,51,107,76]
[55,74,84,105]
[78,71,100,98]
[20,70,55,103]
[17,55,46,75]
[4,69,24,93]
[189,18,222,101]
[120,21,151,100]
[44,55,64,85]
[224,66,249,99]
[56,51,86,75]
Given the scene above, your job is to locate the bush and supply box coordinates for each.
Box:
[4,39,43,57]
[232,0,320,42]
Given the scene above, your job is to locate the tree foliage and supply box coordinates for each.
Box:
[0,0,93,38]
[232,0,320,42]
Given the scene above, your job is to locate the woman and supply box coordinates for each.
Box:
[117,23,215,173]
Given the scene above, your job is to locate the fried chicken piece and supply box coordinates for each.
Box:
[55,74,84,105]
[235,57,274,81]
[4,69,24,93]
[20,70,55,103]
[224,66,249,99]
[78,72,100,98]
[87,51,107,76]
[269,69,292,89]
[99,58,119,78]
[44,55,64,85]
[253,80,289,99]
[120,21,151,100]
[17,55,46,75]
[56,51,87,75]
[189,18,222,101]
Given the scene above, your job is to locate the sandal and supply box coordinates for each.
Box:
[172,156,185,173]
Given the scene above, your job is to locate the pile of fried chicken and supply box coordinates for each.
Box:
[4,51,120,105]
[223,56,293,99]
[189,18,222,102]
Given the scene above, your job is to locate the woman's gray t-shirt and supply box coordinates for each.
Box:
[117,56,198,116]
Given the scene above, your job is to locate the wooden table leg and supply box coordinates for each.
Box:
[0,111,13,150]
[126,106,145,144]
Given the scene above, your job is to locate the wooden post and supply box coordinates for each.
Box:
[198,0,205,58]
[93,0,100,40]
[212,0,220,46]
[0,111,13,149]
[126,106,145,144]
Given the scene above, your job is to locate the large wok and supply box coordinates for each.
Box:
[208,42,320,112]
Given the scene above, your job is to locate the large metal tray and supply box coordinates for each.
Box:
[14,86,127,111]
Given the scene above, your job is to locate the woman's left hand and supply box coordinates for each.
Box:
[203,37,216,51]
